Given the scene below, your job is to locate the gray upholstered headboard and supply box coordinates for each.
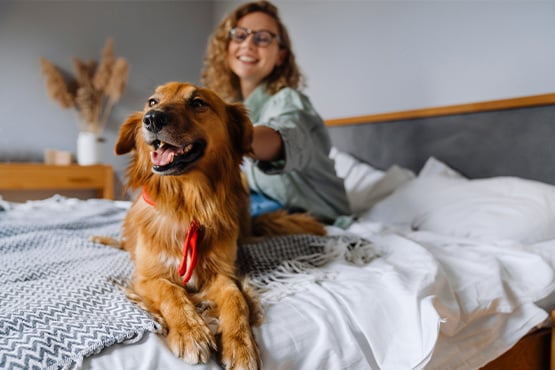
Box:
[327,93,555,184]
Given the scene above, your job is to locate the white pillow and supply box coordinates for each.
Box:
[361,175,467,225]
[419,156,465,179]
[330,147,414,215]
[362,158,555,243]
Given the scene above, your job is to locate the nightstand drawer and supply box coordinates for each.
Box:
[0,164,114,200]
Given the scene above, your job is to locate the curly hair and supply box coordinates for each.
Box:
[201,1,304,102]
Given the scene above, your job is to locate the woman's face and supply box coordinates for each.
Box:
[227,11,285,92]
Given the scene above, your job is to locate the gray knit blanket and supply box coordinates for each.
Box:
[0,197,374,369]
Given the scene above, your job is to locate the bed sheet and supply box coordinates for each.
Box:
[2,196,555,370]
[86,221,555,370]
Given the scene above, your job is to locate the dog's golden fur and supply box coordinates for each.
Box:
[103,82,325,369]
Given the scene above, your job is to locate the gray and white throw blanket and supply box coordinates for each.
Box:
[0,196,375,369]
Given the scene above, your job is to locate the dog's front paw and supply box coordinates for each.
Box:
[167,320,216,364]
[220,331,260,370]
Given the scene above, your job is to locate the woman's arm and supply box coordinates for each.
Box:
[251,125,284,162]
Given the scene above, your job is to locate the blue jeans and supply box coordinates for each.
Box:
[249,192,283,217]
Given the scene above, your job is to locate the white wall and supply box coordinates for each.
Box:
[217,1,555,119]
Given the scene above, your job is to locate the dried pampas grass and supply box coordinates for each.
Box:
[106,58,129,104]
[39,37,129,135]
[93,38,114,92]
[39,58,75,109]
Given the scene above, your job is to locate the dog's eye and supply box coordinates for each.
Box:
[148,98,158,107]
[190,97,207,110]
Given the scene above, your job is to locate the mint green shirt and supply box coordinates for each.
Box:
[243,85,350,222]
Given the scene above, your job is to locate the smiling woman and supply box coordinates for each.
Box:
[201,1,350,223]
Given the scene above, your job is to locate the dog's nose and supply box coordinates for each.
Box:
[143,110,167,133]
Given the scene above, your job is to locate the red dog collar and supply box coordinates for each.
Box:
[142,186,199,285]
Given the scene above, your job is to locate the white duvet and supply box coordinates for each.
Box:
[83,222,555,370]
[82,154,555,370]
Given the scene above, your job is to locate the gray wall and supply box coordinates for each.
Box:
[1,1,554,191]
[0,1,213,174]
[218,1,555,118]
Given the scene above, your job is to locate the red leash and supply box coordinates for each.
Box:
[142,186,199,285]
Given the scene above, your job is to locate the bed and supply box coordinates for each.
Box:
[2,92,555,370]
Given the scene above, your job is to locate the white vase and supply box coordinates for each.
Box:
[76,132,102,165]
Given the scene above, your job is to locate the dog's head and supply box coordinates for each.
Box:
[115,82,253,178]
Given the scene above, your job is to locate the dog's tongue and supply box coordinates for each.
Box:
[151,146,177,166]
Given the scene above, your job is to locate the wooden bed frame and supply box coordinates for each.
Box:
[326,93,555,183]
[325,92,555,370]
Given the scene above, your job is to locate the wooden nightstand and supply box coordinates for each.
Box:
[0,163,114,200]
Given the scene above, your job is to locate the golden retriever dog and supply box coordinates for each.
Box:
[101,82,325,369]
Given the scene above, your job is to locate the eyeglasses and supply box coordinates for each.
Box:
[229,27,281,47]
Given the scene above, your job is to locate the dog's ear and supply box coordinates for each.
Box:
[115,112,142,155]
[226,103,254,156]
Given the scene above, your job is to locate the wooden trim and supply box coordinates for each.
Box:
[551,310,555,370]
[325,92,555,127]
[99,165,115,199]
[0,163,114,199]
[480,328,551,370]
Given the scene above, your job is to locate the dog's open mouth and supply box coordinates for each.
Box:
[150,139,206,175]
